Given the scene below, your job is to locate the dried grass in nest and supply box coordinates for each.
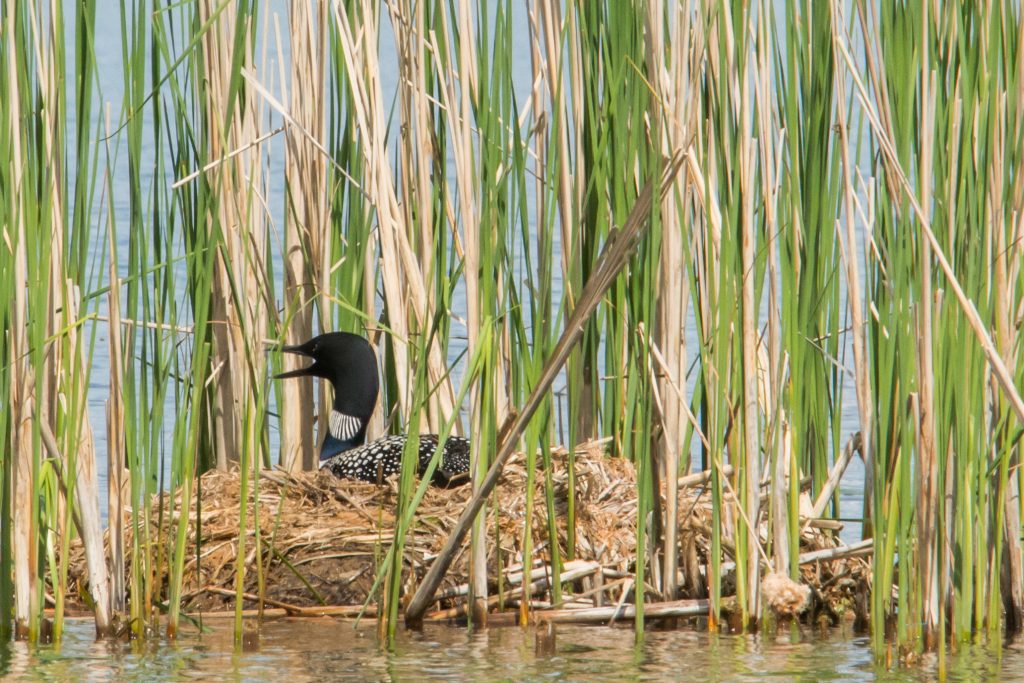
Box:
[65,442,863,619]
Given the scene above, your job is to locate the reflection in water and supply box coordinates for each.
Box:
[0,618,1013,681]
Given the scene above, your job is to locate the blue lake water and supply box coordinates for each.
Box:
[1,619,1016,682]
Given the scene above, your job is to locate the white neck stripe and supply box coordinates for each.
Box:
[329,410,363,441]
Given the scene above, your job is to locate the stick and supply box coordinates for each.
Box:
[806,432,861,524]
[534,599,710,624]
[795,539,873,564]
[678,465,733,489]
[435,560,600,600]
[425,562,600,620]
[200,586,367,617]
[719,538,873,573]
[192,607,369,620]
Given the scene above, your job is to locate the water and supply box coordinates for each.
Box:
[0,620,1015,682]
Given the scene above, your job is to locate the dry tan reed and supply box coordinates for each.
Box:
[4,0,1023,660]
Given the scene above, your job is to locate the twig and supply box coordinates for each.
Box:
[719,538,873,573]
[171,126,284,189]
[678,465,733,489]
[796,539,873,564]
[608,578,634,626]
[199,586,367,617]
[806,433,861,525]
[423,561,600,621]
[94,314,194,335]
[535,599,710,624]
[435,560,600,601]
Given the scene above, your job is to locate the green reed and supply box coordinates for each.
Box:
[777,0,845,528]
[2,0,1023,664]
[848,0,1024,658]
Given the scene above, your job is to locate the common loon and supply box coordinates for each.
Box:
[276,332,470,486]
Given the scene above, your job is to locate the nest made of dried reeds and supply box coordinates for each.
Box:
[66,441,868,623]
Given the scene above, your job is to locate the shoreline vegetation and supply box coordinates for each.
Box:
[1,0,1022,671]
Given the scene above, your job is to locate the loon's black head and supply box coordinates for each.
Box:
[276,331,380,429]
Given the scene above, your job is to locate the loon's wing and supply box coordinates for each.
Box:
[320,434,471,486]
[416,435,471,487]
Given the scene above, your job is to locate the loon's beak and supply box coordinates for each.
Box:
[275,344,316,379]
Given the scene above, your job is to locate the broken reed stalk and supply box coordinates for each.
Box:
[36,418,110,635]
[8,60,34,641]
[104,124,127,618]
[405,151,686,626]
[750,0,788,582]
[647,0,700,603]
[738,54,761,623]
[278,0,325,473]
[717,539,874,574]
[64,297,113,638]
[426,561,602,622]
[806,433,861,524]
[436,559,600,601]
[533,599,710,625]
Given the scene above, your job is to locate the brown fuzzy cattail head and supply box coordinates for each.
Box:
[762,572,811,619]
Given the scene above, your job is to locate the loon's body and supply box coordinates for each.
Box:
[277,332,470,486]
[320,433,470,484]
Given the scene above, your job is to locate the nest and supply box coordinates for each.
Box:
[65,442,869,623]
